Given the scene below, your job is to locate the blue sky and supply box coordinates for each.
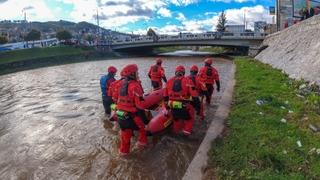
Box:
[0,0,275,34]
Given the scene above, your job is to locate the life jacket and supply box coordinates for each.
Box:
[109,79,122,102]
[189,75,196,85]
[206,67,213,76]
[167,76,190,101]
[149,65,162,81]
[199,66,217,84]
[117,79,141,113]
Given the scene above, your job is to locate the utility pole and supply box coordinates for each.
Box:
[96,8,100,34]
[276,0,280,31]
[244,9,246,30]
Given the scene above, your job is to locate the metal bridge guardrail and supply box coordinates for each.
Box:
[111,32,266,45]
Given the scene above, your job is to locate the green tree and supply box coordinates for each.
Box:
[24,29,41,48]
[216,11,227,32]
[0,36,8,44]
[56,30,72,41]
[25,29,41,41]
[85,34,94,44]
[147,28,159,42]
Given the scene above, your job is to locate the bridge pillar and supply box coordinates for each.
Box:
[248,45,268,57]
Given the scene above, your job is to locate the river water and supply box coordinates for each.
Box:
[0,56,233,180]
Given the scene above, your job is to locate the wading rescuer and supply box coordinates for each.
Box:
[188,65,206,120]
[100,66,117,114]
[116,64,147,155]
[164,65,201,136]
[148,58,167,90]
[198,58,221,105]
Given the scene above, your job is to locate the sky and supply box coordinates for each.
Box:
[0,0,276,35]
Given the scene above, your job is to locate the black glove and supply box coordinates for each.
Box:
[216,80,221,92]
[162,76,167,83]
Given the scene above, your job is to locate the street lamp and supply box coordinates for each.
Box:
[276,0,280,31]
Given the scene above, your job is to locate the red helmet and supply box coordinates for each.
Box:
[108,66,117,73]
[156,58,162,64]
[121,64,138,77]
[190,65,198,72]
[175,65,185,73]
[120,69,125,77]
[204,58,213,65]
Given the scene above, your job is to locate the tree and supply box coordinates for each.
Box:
[25,29,41,41]
[24,29,41,48]
[85,34,94,45]
[56,30,72,41]
[147,28,159,42]
[216,11,227,32]
[0,36,8,44]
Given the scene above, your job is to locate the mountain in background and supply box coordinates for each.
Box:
[0,20,135,43]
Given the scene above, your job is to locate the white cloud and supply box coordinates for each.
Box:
[0,0,55,21]
[170,0,199,6]
[157,7,172,17]
[100,16,150,29]
[224,5,272,29]
[176,12,186,21]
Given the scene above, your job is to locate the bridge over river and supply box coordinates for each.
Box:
[107,32,265,50]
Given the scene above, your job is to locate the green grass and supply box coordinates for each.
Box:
[199,46,227,54]
[153,46,188,53]
[209,57,320,179]
[0,46,91,64]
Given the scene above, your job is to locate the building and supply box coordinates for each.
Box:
[254,21,267,32]
[264,24,277,34]
[225,25,245,33]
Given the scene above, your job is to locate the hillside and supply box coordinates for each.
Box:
[0,20,132,42]
[256,15,320,85]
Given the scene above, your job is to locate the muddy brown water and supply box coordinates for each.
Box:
[0,57,233,180]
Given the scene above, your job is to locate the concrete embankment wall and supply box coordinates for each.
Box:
[256,15,320,85]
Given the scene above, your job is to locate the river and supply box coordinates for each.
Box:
[0,56,233,180]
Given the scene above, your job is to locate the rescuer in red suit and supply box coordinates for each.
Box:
[187,65,207,120]
[116,64,147,155]
[148,58,167,90]
[163,65,200,135]
[198,58,220,105]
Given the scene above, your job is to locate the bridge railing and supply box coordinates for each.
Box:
[111,32,266,45]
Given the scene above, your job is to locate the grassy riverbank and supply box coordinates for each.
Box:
[0,46,92,64]
[0,46,118,75]
[208,57,320,179]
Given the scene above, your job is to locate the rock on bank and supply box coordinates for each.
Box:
[256,15,320,85]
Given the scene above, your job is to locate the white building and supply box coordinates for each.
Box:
[225,25,245,33]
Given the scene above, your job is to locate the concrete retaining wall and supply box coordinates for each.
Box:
[256,15,320,85]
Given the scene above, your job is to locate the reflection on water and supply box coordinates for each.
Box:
[0,57,233,180]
